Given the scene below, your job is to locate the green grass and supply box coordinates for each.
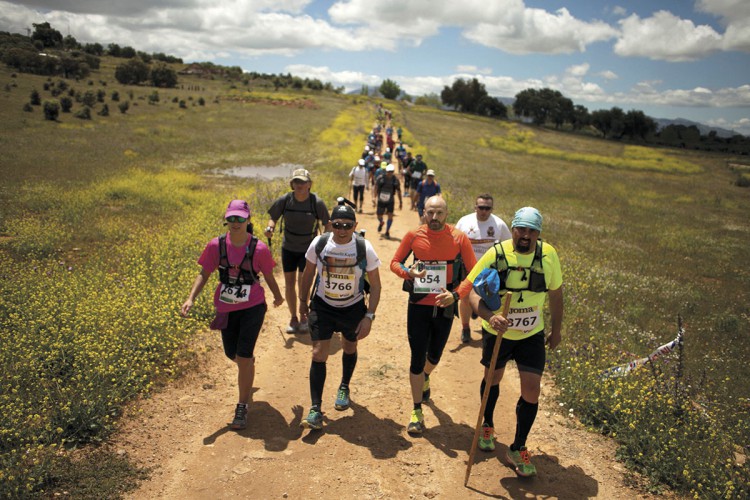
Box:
[1,60,748,498]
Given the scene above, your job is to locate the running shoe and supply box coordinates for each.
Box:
[506,446,537,477]
[407,408,424,435]
[461,327,471,344]
[384,232,390,240]
[230,404,247,430]
[285,316,299,334]
[298,313,309,333]
[334,386,350,410]
[377,220,384,232]
[478,424,495,451]
[300,407,323,430]
[422,376,431,403]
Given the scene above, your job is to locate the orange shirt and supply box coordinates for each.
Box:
[390,224,477,306]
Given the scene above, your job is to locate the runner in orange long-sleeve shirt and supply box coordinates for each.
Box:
[390,195,477,435]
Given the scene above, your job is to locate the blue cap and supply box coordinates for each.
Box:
[511,207,542,232]
[472,268,502,311]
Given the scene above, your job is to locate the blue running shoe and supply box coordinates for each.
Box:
[300,407,323,430]
[334,386,350,411]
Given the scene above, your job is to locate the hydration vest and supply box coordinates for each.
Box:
[399,227,467,304]
[490,239,546,303]
[279,192,321,238]
[218,234,259,286]
[313,233,370,300]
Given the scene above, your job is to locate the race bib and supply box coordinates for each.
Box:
[414,261,447,294]
[379,191,392,203]
[506,306,541,333]
[219,283,251,304]
[411,170,422,179]
[323,271,356,299]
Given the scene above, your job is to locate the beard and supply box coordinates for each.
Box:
[428,220,443,230]
[515,238,532,253]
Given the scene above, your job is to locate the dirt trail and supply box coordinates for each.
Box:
[117,191,661,499]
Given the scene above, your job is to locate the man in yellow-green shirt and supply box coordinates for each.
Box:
[465,206,563,478]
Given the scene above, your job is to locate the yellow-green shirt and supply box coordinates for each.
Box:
[466,239,562,340]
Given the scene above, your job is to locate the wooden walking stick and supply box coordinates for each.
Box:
[464,292,512,487]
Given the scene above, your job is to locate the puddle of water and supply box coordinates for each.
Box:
[211,163,304,179]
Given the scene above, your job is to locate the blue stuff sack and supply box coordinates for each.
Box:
[472,268,501,311]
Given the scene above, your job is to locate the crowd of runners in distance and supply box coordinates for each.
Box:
[181,103,564,480]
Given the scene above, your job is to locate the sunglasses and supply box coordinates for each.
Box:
[332,222,355,230]
[476,206,493,211]
[226,216,247,223]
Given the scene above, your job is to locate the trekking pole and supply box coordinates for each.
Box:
[464,292,512,487]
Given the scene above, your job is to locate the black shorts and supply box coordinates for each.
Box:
[410,178,421,190]
[481,329,546,375]
[281,248,307,273]
[308,296,367,342]
[221,303,267,359]
[376,201,395,215]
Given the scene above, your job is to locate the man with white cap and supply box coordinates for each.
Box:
[464,206,564,477]
[265,169,331,333]
[375,163,402,239]
[416,169,441,221]
[455,194,511,343]
[349,159,368,213]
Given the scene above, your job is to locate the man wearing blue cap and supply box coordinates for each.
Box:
[464,206,564,477]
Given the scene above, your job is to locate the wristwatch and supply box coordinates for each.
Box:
[365,312,376,321]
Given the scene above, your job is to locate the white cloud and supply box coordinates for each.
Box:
[598,70,618,80]
[612,6,627,17]
[567,63,589,77]
[614,11,723,61]
[464,7,618,54]
[455,65,492,75]
[707,117,750,136]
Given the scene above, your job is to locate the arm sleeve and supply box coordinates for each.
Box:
[267,195,285,220]
[455,233,478,298]
[197,238,220,275]
[253,240,276,275]
[316,199,330,225]
[390,231,415,279]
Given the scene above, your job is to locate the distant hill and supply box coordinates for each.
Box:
[654,117,738,138]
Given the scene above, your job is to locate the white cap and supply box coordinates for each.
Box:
[386,164,395,172]
[358,159,365,166]
[426,169,436,176]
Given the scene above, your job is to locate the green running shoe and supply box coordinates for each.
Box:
[506,446,537,477]
[334,386,350,411]
[300,407,323,430]
[407,408,425,435]
[478,423,495,451]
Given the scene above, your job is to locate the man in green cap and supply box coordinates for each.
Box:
[464,206,564,478]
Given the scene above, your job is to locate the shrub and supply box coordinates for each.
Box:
[43,82,50,91]
[60,96,73,112]
[23,102,33,112]
[114,59,149,85]
[111,90,119,101]
[30,89,41,105]
[97,89,106,102]
[74,106,91,120]
[98,103,109,117]
[198,97,205,106]
[118,101,129,114]
[82,90,97,107]
[172,96,178,103]
[179,99,187,109]
[148,90,159,104]
[43,100,60,120]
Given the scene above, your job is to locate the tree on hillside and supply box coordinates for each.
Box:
[477,95,507,118]
[623,109,657,141]
[379,79,401,100]
[115,59,150,85]
[62,35,79,50]
[83,42,103,56]
[591,107,626,139]
[441,77,483,113]
[32,22,63,48]
[513,87,572,127]
[150,63,178,88]
[107,43,122,57]
[415,93,442,108]
[121,46,136,58]
[571,104,590,130]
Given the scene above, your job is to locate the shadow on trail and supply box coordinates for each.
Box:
[202,401,303,451]
[499,453,599,499]
[420,400,474,459]
[276,325,313,350]
[300,402,413,458]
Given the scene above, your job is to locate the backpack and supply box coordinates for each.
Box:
[218,234,259,286]
[490,239,547,303]
[312,232,371,300]
[279,192,321,238]
[377,175,399,193]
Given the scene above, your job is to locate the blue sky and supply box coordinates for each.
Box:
[2,0,749,135]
